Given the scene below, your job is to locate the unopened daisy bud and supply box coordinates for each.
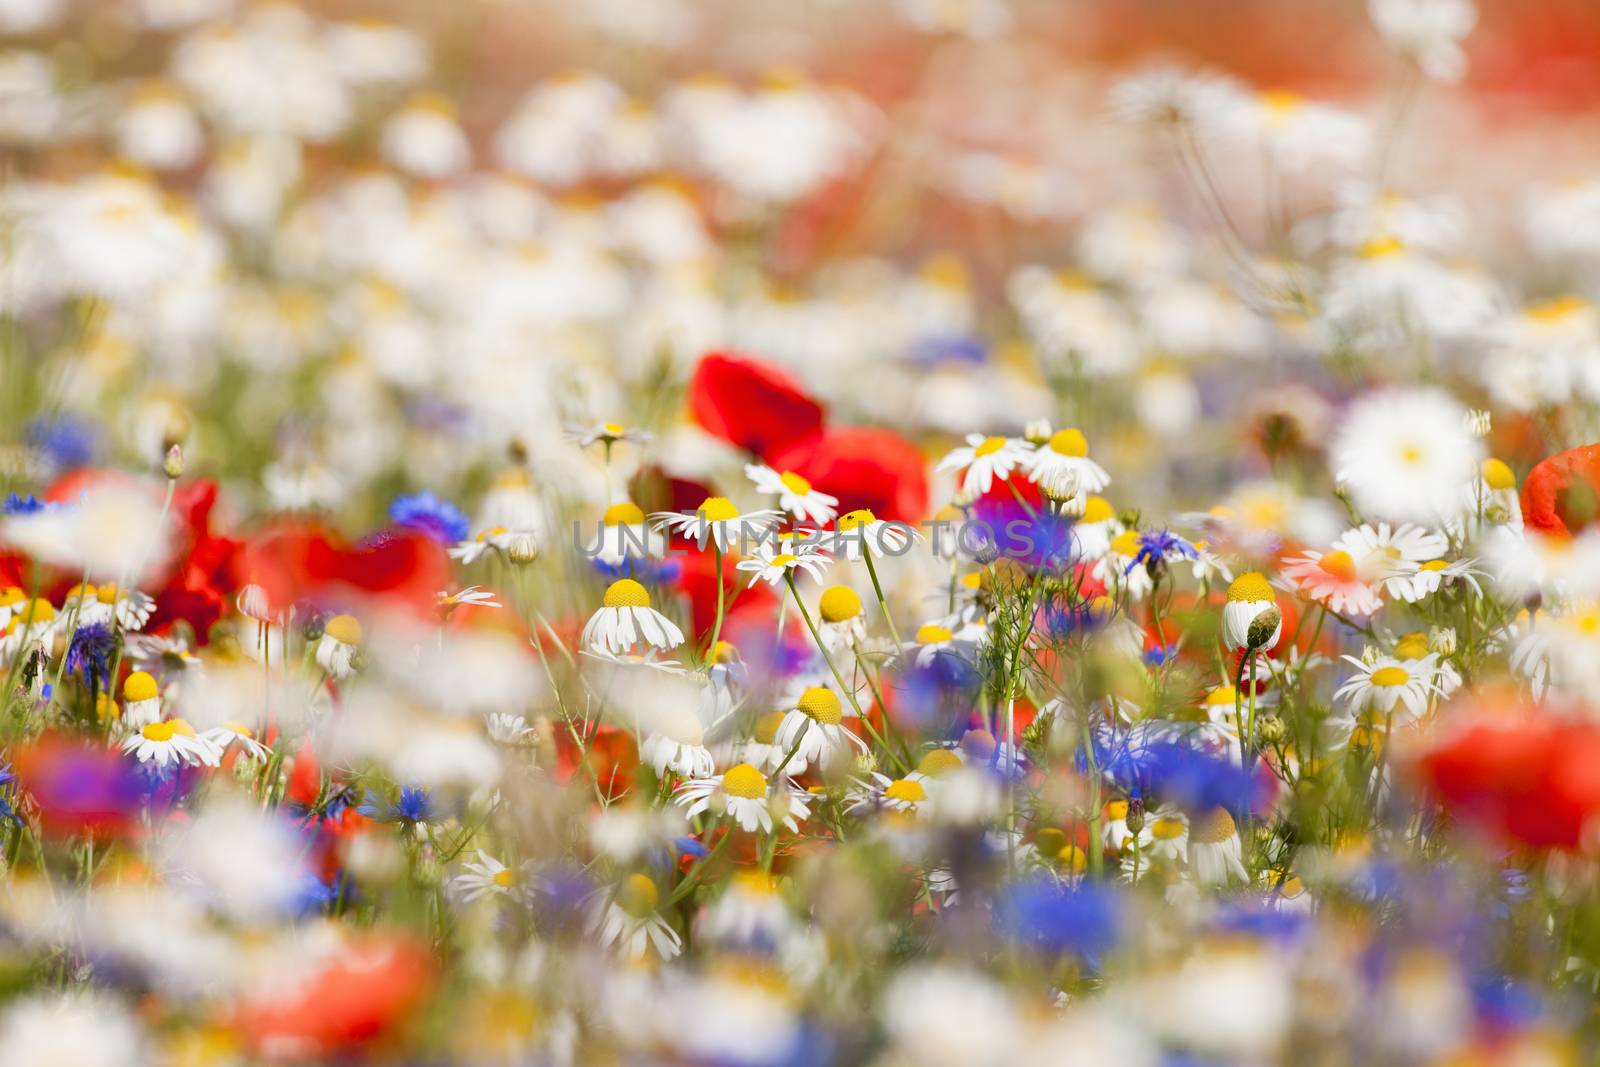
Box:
[1222,573,1279,651]
[818,585,863,623]
[1023,419,1053,445]
[1428,626,1457,656]
[1359,643,1380,667]
[1245,605,1282,651]
[851,750,878,777]
[504,530,539,564]
[1257,715,1285,743]
[122,670,162,728]
[1465,409,1491,438]
[1481,457,1515,492]
[163,443,184,480]
[316,614,363,679]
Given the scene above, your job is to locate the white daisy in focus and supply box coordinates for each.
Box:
[1332,388,1482,525]
[1022,427,1111,509]
[674,763,811,834]
[735,538,830,589]
[581,578,685,655]
[1335,654,1442,725]
[745,463,839,523]
[829,507,921,561]
[122,719,222,767]
[652,496,781,553]
[772,686,867,774]
[936,433,1030,496]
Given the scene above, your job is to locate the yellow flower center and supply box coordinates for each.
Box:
[915,624,953,644]
[1151,816,1187,840]
[603,501,646,525]
[1260,88,1304,120]
[1318,550,1358,582]
[1227,572,1274,603]
[323,614,363,646]
[1526,295,1589,324]
[778,471,813,495]
[1394,633,1430,660]
[1058,845,1088,874]
[796,686,842,726]
[493,868,518,888]
[837,509,877,531]
[1190,806,1236,844]
[698,496,740,522]
[1047,428,1088,457]
[123,671,159,703]
[769,553,798,568]
[602,579,651,609]
[1370,666,1409,687]
[603,422,626,436]
[884,778,927,804]
[1481,458,1515,492]
[916,749,963,777]
[617,872,658,917]
[141,719,196,742]
[973,436,1008,457]
[818,585,863,623]
[1360,234,1405,260]
[1104,799,1129,820]
[1204,686,1238,707]
[1110,530,1141,557]
[722,763,769,799]
[1081,496,1114,523]
[753,711,786,745]
[96,585,120,604]
[1397,441,1426,466]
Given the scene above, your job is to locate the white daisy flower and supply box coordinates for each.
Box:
[119,671,163,731]
[581,579,685,655]
[450,526,539,566]
[815,584,868,653]
[567,420,653,450]
[1332,388,1482,525]
[1022,427,1111,508]
[652,497,781,554]
[772,686,868,774]
[1388,556,1484,603]
[591,873,681,960]
[314,614,362,679]
[639,700,716,780]
[590,501,667,568]
[487,712,538,746]
[829,508,922,561]
[735,538,831,589]
[845,771,933,816]
[936,433,1031,497]
[122,718,223,768]
[452,850,530,903]
[746,463,839,524]
[1186,806,1249,887]
[438,585,501,611]
[1334,654,1442,725]
[202,721,270,762]
[1222,573,1281,651]
[674,763,811,834]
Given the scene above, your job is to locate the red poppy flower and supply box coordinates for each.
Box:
[236,521,449,618]
[689,350,825,462]
[1521,443,1600,536]
[1411,699,1600,850]
[236,934,433,1059]
[770,425,929,524]
[147,480,241,642]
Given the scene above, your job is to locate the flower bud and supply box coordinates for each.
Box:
[1428,626,1457,656]
[1245,605,1282,651]
[163,443,184,480]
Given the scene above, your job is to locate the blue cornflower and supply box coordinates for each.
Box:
[1123,529,1200,577]
[28,416,97,470]
[1000,876,1121,963]
[66,623,118,690]
[0,763,20,827]
[2,494,48,515]
[391,786,433,824]
[389,490,471,545]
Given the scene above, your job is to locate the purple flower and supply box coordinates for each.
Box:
[388,490,470,545]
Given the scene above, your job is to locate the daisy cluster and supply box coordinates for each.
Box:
[2,0,1600,1064]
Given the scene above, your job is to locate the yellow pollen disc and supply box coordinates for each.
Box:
[66,583,95,600]
[1397,441,1425,466]
[916,748,963,777]
[973,436,1008,457]
[778,471,812,495]
[709,640,737,664]
[1048,428,1088,457]
[796,687,842,726]
[224,721,253,738]
[837,509,877,531]
[884,778,927,804]
[1370,666,1409,687]
[1105,799,1129,820]
[1319,550,1358,582]
[915,624,954,644]
[1205,686,1238,707]
[697,496,740,522]
[603,422,625,436]
[22,599,54,623]
[142,721,178,742]
[1394,633,1430,660]
[618,873,658,916]
[602,579,651,609]
[479,526,507,542]
[769,553,797,568]
[1151,816,1187,840]
[1260,88,1304,116]
[1110,530,1141,557]
[1481,458,1515,492]
[818,585,863,623]
[603,501,646,525]
[323,614,362,646]
[960,572,982,590]
[493,868,518,888]
[1190,807,1236,845]
[1420,559,1449,572]
[1359,234,1405,260]
[754,711,786,745]
[1227,572,1274,603]
[1526,295,1588,324]
[1058,845,1088,874]
[722,763,768,799]
[1081,496,1114,523]
[123,671,159,703]
[96,585,120,604]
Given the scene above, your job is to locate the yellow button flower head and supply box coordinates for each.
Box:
[323,614,363,646]
[1222,573,1280,651]
[795,686,842,726]
[123,671,159,703]
[818,585,863,623]
[603,578,651,609]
